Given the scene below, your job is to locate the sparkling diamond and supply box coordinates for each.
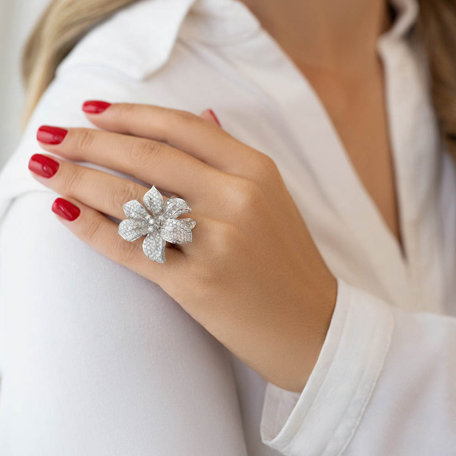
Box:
[118,185,196,263]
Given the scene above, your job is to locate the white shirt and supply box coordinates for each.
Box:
[0,0,455,454]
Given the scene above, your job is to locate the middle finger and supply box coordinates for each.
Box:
[36,125,226,201]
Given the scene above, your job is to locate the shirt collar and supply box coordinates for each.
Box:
[179,0,261,46]
[58,0,260,80]
[57,0,198,80]
[58,0,419,80]
[383,0,419,41]
[185,0,420,44]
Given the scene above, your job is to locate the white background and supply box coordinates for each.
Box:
[0,0,49,169]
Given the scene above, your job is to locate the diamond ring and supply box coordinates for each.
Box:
[118,185,196,263]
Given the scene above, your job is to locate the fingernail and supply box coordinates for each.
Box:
[28,153,60,178]
[208,109,221,127]
[82,100,111,114]
[36,125,68,145]
[52,198,80,221]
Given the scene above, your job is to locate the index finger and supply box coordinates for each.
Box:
[82,101,264,176]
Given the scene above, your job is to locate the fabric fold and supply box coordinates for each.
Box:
[260,278,395,455]
[57,0,198,80]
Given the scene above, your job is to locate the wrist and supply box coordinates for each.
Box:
[272,276,338,393]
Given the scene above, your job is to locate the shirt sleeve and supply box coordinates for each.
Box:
[260,277,456,456]
[0,57,249,456]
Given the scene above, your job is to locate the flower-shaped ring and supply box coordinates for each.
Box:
[118,185,196,263]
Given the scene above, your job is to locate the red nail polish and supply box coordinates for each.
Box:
[28,153,60,178]
[36,125,68,145]
[52,198,80,221]
[82,100,111,114]
[208,109,221,127]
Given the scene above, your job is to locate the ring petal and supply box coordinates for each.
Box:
[123,200,150,220]
[160,218,195,244]
[178,217,197,230]
[163,197,191,219]
[142,231,167,263]
[118,218,149,242]
[143,186,164,216]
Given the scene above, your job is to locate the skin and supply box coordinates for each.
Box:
[28,0,396,391]
[30,105,336,392]
[241,0,402,248]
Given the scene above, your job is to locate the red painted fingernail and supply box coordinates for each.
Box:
[36,125,68,145]
[28,153,60,178]
[82,100,111,114]
[208,109,221,127]
[52,198,80,221]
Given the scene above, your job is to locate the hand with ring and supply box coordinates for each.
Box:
[28,101,337,392]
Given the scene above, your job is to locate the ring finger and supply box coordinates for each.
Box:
[27,153,200,254]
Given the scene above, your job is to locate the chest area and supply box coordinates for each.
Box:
[304,64,403,250]
[154,37,447,311]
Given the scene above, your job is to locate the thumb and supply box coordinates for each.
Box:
[200,108,222,127]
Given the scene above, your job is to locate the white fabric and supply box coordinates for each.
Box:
[0,0,49,168]
[0,0,455,454]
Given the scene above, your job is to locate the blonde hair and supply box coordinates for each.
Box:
[21,0,140,127]
[21,0,456,156]
[417,1,456,150]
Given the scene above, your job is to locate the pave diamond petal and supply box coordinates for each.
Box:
[163,198,191,219]
[160,218,194,244]
[142,231,167,263]
[118,185,196,263]
[123,200,150,220]
[143,186,164,216]
[179,218,197,230]
[118,218,149,241]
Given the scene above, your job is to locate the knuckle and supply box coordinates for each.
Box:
[160,109,202,143]
[119,102,135,116]
[231,178,264,212]
[80,215,104,243]
[174,109,200,125]
[117,103,140,124]
[128,139,161,168]
[109,180,141,209]
[75,129,95,155]
[64,166,83,196]
[252,153,280,181]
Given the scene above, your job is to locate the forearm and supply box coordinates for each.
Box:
[260,278,456,455]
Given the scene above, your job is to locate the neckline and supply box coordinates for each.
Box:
[252,30,412,302]
[188,1,415,303]
[184,0,419,47]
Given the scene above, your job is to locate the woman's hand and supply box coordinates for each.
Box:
[28,101,337,392]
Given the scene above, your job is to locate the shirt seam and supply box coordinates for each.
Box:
[337,303,395,455]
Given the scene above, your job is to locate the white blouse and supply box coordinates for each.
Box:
[0,0,455,454]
